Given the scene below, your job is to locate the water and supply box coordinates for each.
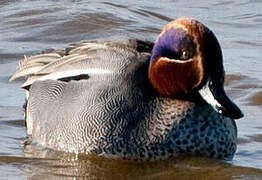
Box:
[0,0,262,179]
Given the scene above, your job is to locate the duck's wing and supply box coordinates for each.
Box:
[9,39,153,89]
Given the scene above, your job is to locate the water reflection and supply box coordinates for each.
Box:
[20,144,262,179]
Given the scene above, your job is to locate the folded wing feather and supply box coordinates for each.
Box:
[9,39,154,89]
[9,42,113,88]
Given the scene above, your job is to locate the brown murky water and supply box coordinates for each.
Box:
[1,0,262,179]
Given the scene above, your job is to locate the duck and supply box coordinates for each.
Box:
[10,17,243,160]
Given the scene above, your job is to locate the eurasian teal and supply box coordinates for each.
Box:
[10,17,243,160]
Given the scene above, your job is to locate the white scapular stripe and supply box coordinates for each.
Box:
[22,69,112,87]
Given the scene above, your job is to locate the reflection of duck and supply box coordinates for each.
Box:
[10,17,243,160]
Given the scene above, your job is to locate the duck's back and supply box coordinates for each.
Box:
[23,39,155,152]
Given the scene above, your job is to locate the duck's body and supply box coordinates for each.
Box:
[10,18,243,160]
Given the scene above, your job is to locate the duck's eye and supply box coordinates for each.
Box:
[180,49,190,60]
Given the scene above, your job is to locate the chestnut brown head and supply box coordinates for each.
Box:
[149,17,243,119]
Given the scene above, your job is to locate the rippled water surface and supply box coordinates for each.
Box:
[1,0,262,179]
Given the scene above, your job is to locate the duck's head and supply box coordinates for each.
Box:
[149,17,243,119]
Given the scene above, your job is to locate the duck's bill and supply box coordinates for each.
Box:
[198,80,244,119]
